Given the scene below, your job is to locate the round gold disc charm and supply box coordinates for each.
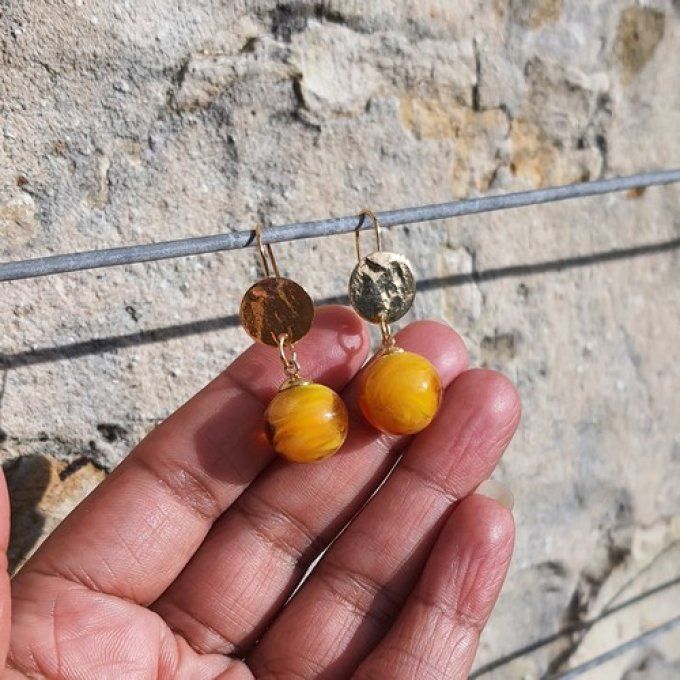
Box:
[348,251,416,323]
[240,277,314,346]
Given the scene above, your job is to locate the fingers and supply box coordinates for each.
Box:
[247,369,520,678]
[355,495,515,679]
[152,320,467,654]
[12,306,369,606]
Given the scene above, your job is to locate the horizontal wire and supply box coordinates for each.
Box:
[2,236,677,370]
[470,573,680,678]
[552,615,680,679]
[1,168,679,283]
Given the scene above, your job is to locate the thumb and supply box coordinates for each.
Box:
[0,468,10,671]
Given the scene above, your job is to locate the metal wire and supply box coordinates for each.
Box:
[553,615,680,678]
[1,169,678,283]
[470,575,680,678]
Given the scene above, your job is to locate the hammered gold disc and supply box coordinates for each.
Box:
[240,277,314,346]
[348,251,416,323]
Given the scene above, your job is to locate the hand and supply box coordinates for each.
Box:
[5,306,520,679]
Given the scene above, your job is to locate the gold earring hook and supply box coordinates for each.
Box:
[255,224,281,278]
[355,209,383,262]
[277,332,301,380]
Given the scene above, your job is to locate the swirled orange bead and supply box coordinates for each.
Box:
[358,350,442,435]
[265,382,349,463]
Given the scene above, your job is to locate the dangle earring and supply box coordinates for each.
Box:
[348,210,442,435]
[239,226,349,463]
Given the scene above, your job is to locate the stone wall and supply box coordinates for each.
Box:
[1,1,679,676]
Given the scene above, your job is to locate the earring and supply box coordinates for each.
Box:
[348,210,442,435]
[239,226,349,463]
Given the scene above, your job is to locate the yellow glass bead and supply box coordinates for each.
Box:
[358,350,442,435]
[265,382,349,463]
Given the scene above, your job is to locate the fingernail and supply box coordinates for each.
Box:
[474,479,514,511]
[422,318,452,327]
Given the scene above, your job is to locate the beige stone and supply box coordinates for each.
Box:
[614,7,666,84]
[499,0,565,30]
[400,94,509,196]
[0,192,39,251]
[509,118,602,187]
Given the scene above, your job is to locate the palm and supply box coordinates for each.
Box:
[15,593,252,678]
[7,307,520,679]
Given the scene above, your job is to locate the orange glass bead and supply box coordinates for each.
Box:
[358,349,442,435]
[265,382,349,463]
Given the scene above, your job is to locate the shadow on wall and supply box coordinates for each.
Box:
[1,236,678,370]
[3,454,50,573]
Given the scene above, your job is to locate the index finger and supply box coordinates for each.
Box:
[12,305,369,606]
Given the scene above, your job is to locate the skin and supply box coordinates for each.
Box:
[5,305,521,679]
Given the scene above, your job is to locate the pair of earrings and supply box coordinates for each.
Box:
[239,210,442,463]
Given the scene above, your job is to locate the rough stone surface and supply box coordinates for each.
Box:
[1,1,679,676]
